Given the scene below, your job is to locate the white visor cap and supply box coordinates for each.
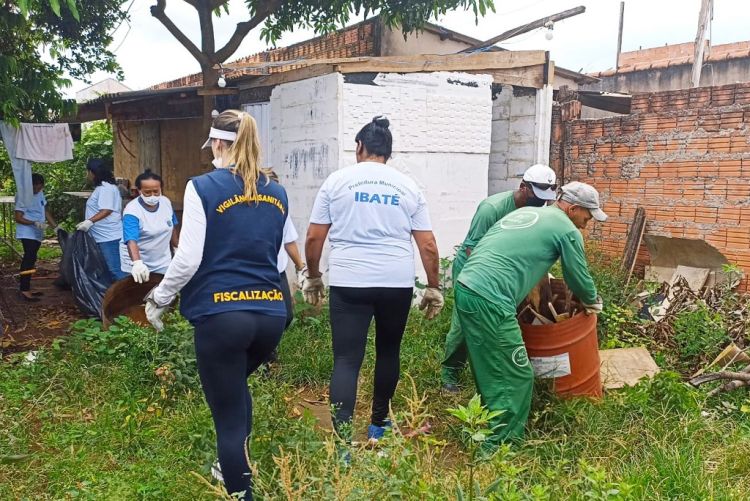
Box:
[522,164,557,201]
[201,127,237,149]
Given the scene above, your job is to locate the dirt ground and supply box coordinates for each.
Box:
[0,257,82,356]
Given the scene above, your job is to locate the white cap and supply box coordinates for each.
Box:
[522,164,557,201]
[560,181,608,222]
[201,127,237,149]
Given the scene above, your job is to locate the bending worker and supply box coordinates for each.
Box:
[76,159,126,282]
[441,164,557,392]
[303,116,444,451]
[455,181,606,448]
[145,110,287,499]
[120,169,180,283]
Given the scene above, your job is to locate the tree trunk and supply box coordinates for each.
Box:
[200,65,219,167]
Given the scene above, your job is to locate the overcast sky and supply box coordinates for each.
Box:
[70,0,750,95]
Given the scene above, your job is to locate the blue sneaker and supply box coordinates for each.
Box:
[367,419,392,444]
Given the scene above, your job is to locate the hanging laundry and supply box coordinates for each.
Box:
[0,122,34,207]
[16,123,74,163]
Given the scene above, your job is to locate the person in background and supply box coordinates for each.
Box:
[120,169,179,283]
[455,181,606,449]
[76,159,127,282]
[264,170,305,365]
[144,110,287,500]
[14,173,58,302]
[303,116,444,456]
[441,164,558,392]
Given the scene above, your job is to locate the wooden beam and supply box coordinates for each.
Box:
[237,64,337,89]
[615,1,625,69]
[463,6,586,52]
[691,0,712,87]
[196,87,239,96]
[464,67,545,89]
[227,51,547,73]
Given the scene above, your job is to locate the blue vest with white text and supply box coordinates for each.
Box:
[179,169,288,324]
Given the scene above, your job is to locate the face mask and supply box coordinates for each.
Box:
[212,157,223,169]
[141,194,160,206]
[526,195,547,207]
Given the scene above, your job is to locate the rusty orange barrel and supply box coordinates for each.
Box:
[520,311,602,398]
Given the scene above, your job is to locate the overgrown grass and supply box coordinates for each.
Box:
[2,257,750,499]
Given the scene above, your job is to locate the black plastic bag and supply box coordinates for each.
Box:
[59,230,113,318]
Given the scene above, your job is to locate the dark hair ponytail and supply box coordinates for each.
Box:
[355,115,392,160]
[86,158,115,186]
[135,168,163,189]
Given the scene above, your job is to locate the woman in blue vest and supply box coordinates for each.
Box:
[145,110,288,499]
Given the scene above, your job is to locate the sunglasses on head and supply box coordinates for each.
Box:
[526,181,558,191]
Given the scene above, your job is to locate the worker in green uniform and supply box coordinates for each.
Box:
[441,164,558,392]
[455,181,606,447]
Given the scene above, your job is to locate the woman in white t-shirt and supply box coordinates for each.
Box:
[120,169,179,283]
[303,116,445,451]
[75,159,126,282]
[14,173,58,301]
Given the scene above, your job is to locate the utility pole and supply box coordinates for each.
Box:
[615,1,625,70]
[691,0,712,87]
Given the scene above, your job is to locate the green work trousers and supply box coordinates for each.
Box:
[454,282,534,445]
[441,251,468,385]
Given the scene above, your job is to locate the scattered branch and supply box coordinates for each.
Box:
[689,371,750,387]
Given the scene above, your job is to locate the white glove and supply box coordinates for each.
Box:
[419,287,444,320]
[34,221,47,231]
[76,219,94,232]
[53,225,64,234]
[144,288,168,332]
[583,295,604,315]
[296,265,308,289]
[301,273,325,306]
[131,260,150,284]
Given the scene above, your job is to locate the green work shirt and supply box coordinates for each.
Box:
[454,191,517,272]
[457,205,598,312]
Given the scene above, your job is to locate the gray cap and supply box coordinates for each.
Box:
[560,181,608,222]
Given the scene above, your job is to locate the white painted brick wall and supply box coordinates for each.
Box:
[268,71,493,283]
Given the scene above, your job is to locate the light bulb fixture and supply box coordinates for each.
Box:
[217,75,226,88]
[544,20,554,41]
[211,109,219,118]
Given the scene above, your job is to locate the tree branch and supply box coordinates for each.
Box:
[689,371,750,386]
[196,0,215,55]
[151,0,210,67]
[214,0,283,63]
[210,0,230,9]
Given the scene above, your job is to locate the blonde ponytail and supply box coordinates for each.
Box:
[212,109,267,204]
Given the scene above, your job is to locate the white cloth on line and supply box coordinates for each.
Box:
[0,122,34,207]
[16,123,74,163]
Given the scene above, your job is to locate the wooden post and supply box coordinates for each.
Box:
[615,1,625,70]
[691,0,712,88]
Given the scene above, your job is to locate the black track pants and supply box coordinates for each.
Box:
[328,286,413,431]
[194,310,285,499]
[19,238,41,292]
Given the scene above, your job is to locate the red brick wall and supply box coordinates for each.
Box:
[553,83,750,287]
[152,19,380,89]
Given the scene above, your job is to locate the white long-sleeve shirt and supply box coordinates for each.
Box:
[152,181,205,306]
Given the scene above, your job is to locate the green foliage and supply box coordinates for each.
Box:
[0,1,127,123]
[672,303,729,369]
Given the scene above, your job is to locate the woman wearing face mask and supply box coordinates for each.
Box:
[144,110,288,500]
[120,169,179,283]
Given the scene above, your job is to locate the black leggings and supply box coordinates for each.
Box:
[328,286,413,431]
[19,239,41,292]
[194,310,285,499]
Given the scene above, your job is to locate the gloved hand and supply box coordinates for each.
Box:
[34,221,47,231]
[144,288,168,332]
[301,272,325,306]
[419,287,444,320]
[583,295,603,315]
[76,219,94,232]
[131,260,150,284]
[296,265,308,289]
[53,225,64,234]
